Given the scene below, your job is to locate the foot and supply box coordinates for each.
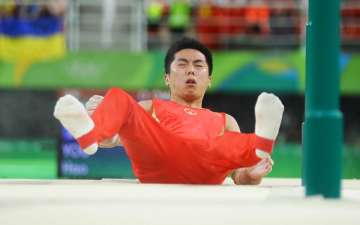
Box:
[54,95,98,155]
[254,92,284,158]
[255,92,284,140]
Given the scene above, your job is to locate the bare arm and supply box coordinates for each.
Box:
[225,114,241,133]
[225,114,272,185]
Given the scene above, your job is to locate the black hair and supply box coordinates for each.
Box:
[164,37,213,75]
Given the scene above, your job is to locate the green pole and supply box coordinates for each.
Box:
[303,0,343,198]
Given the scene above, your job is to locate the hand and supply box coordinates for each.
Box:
[246,157,273,181]
[232,157,273,185]
[85,95,104,115]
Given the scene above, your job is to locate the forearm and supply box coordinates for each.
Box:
[231,168,262,185]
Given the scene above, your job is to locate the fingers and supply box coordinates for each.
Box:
[257,156,274,166]
[256,158,272,176]
[85,95,104,115]
[90,95,104,101]
[264,156,274,166]
[257,158,268,166]
[87,95,104,107]
[258,157,273,174]
[264,164,272,174]
[264,158,273,173]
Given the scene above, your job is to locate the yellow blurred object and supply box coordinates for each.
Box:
[198,4,212,18]
[147,1,163,23]
[259,59,290,74]
[0,34,66,62]
[0,34,66,85]
[2,0,16,14]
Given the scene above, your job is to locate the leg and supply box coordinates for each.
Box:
[201,132,274,172]
[54,88,181,182]
[85,88,180,181]
[54,88,164,155]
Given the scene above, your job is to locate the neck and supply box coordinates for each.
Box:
[170,94,203,108]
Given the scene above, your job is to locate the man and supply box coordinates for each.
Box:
[85,96,273,185]
[54,38,284,185]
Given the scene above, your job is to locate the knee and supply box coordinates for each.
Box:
[106,87,136,105]
[109,87,125,95]
[107,87,130,99]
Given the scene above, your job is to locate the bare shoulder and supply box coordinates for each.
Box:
[225,113,241,132]
[138,100,153,113]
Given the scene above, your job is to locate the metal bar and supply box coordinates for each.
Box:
[303,0,343,198]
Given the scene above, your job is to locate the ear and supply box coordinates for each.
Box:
[208,75,212,87]
[164,74,170,86]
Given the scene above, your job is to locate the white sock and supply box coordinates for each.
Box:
[54,95,98,155]
[255,92,284,140]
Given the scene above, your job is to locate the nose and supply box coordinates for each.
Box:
[186,64,196,76]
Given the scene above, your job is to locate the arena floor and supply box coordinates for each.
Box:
[1,178,359,225]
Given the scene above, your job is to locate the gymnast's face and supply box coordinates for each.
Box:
[165,49,211,102]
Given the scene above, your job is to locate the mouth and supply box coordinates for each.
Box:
[185,78,197,85]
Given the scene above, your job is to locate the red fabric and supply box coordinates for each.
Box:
[79,87,274,184]
[152,98,225,140]
[77,128,98,149]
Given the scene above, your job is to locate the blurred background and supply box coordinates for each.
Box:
[0,0,359,180]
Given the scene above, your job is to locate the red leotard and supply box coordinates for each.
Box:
[77,87,274,184]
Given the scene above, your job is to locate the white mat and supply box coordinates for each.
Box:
[0,178,359,225]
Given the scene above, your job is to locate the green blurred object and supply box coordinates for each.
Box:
[168,0,191,29]
[147,1,163,24]
[0,139,359,180]
[303,0,342,198]
[0,139,57,179]
[0,50,359,94]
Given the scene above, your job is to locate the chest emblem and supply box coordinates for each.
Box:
[184,108,198,116]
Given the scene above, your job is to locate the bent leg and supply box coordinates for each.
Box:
[85,88,178,181]
[205,132,274,171]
